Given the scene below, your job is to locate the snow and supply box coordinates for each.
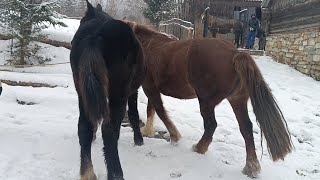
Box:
[0,40,71,74]
[1,53,320,180]
[0,18,79,43]
[1,16,320,180]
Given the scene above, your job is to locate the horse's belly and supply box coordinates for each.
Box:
[159,79,197,99]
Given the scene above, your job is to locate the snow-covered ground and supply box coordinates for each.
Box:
[1,55,320,180]
[1,18,320,180]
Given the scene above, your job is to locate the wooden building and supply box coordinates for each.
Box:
[161,1,263,41]
[262,0,320,80]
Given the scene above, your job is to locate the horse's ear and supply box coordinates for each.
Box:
[86,0,95,17]
[96,4,102,12]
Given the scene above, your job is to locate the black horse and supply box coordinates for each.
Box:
[70,1,146,180]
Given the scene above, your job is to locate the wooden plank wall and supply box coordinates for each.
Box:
[270,0,311,11]
[269,0,320,34]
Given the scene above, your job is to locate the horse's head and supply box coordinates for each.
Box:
[80,0,113,25]
[71,1,113,46]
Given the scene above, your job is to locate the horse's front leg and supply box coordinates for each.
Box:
[102,96,127,180]
[78,98,97,180]
[143,88,181,143]
[128,90,144,145]
[141,99,156,138]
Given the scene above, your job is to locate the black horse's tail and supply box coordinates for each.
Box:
[78,46,109,124]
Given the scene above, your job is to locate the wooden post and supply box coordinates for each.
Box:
[203,7,209,38]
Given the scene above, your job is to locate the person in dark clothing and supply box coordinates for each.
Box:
[256,27,266,50]
[0,81,2,96]
[246,14,260,49]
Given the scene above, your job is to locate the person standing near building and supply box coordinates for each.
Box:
[257,26,266,50]
[246,14,260,49]
[0,81,2,96]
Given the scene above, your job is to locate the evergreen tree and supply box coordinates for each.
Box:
[143,0,176,27]
[0,0,67,65]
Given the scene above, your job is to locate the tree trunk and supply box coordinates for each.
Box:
[19,38,26,65]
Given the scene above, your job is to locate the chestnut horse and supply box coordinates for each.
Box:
[124,21,293,177]
[70,2,145,180]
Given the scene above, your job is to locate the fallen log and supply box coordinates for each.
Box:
[39,38,71,50]
[1,79,57,88]
[0,34,14,40]
[0,33,71,50]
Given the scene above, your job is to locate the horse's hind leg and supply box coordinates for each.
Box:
[141,99,156,137]
[92,123,98,142]
[128,90,144,145]
[143,89,181,142]
[193,97,220,154]
[228,95,261,178]
[101,97,126,180]
[78,99,97,180]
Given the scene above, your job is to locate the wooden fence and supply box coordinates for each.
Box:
[159,18,194,40]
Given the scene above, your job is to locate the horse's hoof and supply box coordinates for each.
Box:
[170,131,182,143]
[134,134,144,146]
[114,177,125,180]
[242,159,261,178]
[108,174,125,180]
[141,126,156,138]
[192,144,207,154]
[80,169,97,180]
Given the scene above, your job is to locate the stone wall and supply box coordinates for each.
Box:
[266,28,320,80]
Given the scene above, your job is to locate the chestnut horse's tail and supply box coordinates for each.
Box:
[78,47,109,124]
[232,52,293,161]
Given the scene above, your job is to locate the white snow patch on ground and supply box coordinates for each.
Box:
[0,40,71,74]
[0,55,320,180]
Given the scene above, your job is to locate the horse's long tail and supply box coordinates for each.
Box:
[78,46,109,124]
[233,52,293,161]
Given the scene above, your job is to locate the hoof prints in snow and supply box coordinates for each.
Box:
[16,99,36,105]
[154,131,170,142]
[170,172,182,178]
[296,169,320,177]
